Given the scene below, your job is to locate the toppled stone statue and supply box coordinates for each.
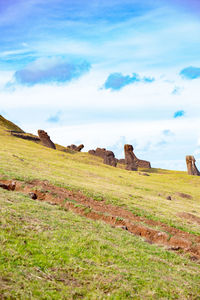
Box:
[67,144,84,152]
[88,148,106,158]
[88,147,117,167]
[186,155,200,176]
[88,150,96,155]
[137,159,151,169]
[38,130,56,149]
[124,144,138,171]
[118,147,151,168]
[103,150,117,167]
[95,148,107,158]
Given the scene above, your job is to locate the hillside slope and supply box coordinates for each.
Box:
[0,117,200,299]
[0,115,24,132]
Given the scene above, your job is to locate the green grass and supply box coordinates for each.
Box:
[0,128,200,235]
[1,189,200,299]
[0,119,200,298]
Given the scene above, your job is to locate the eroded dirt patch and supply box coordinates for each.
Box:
[178,212,200,225]
[1,179,200,260]
[176,192,192,199]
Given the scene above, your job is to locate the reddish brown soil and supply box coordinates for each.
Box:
[1,179,200,260]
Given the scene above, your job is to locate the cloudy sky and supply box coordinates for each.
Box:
[0,0,200,170]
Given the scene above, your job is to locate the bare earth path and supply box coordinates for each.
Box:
[1,179,200,260]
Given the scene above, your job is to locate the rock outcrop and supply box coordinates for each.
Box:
[88,148,117,167]
[186,155,200,176]
[103,150,117,167]
[124,144,138,171]
[38,130,56,149]
[11,132,40,142]
[67,144,84,152]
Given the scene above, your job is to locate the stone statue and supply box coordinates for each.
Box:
[103,150,117,167]
[186,156,200,176]
[88,147,117,167]
[124,144,138,171]
[38,130,56,149]
[67,144,84,152]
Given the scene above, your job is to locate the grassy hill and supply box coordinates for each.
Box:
[0,116,200,299]
[0,115,24,132]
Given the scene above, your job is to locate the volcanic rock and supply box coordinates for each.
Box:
[0,180,16,191]
[11,132,40,142]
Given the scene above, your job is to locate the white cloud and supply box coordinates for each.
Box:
[1,68,200,112]
[1,67,200,171]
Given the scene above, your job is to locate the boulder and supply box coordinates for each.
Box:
[38,130,56,149]
[186,155,200,176]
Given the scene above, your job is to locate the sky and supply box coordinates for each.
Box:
[0,0,200,170]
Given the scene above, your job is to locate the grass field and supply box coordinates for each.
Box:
[0,119,200,299]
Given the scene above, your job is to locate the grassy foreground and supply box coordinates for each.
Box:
[1,189,200,299]
[0,120,200,298]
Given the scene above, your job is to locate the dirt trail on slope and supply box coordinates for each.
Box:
[1,179,200,260]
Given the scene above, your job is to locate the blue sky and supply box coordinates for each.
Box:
[0,0,200,170]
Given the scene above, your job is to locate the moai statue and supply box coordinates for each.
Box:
[137,159,151,168]
[103,150,117,167]
[186,156,200,176]
[124,144,138,171]
[38,130,56,149]
[76,144,84,152]
[67,144,84,152]
[67,144,77,151]
[88,150,96,155]
[95,148,107,158]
